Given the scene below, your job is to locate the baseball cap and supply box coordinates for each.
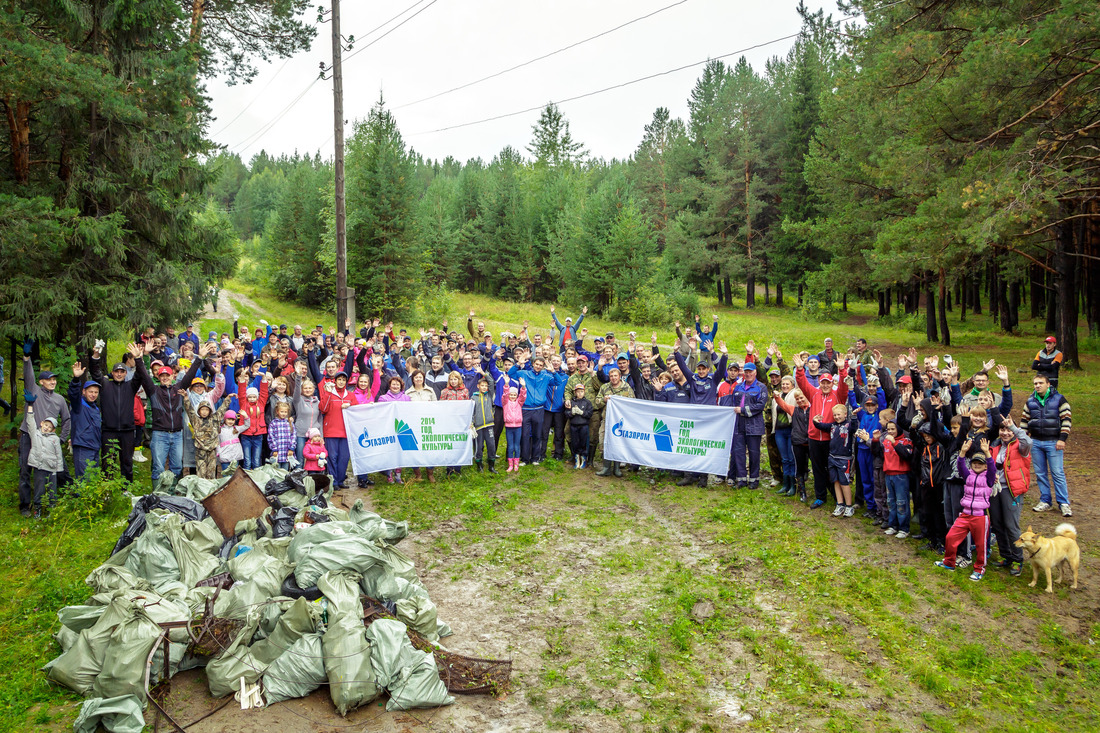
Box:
[617,352,629,361]
[768,368,781,377]
[565,316,573,322]
[38,370,57,380]
[43,416,59,428]
[606,332,615,339]
[191,377,206,387]
[593,336,605,342]
[156,366,174,377]
[112,362,127,372]
[897,375,912,384]
[573,383,586,391]
[819,374,833,383]
[1045,336,1056,343]
[82,381,99,390]
[743,362,757,372]
[577,355,589,362]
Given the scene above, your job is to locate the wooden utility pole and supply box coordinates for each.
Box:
[331,0,348,329]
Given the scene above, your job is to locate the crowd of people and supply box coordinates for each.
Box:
[14,308,1075,582]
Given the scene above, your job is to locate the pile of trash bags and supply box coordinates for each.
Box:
[45,466,455,731]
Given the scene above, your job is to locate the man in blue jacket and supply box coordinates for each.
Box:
[729,362,769,489]
[508,351,553,465]
[540,355,571,461]
[67,360,103,481]
[550,305,586,349]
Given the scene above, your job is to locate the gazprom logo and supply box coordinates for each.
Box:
[358,427,396,449]
[612,419,655,444]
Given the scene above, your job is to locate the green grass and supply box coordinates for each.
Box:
[2,286,1097,731]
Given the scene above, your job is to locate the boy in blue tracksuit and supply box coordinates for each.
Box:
[541,365,571,461]
[850,371,887,518]
[508,354,553,465]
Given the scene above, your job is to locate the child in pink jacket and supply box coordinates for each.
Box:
[936,437,995,582]
[503,384,526,472]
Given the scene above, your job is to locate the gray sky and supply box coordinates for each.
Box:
[206,0,834,165]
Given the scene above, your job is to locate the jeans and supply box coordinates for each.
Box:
[240,434,264,470]
[474,426,497,464]
[774,428,795,477]
[1032,439,1069,506]
[506,426,522,458]
[856,447,876,512]
[150,430,183,482]
[521,409,544,463]
[295,435,307,467]
[886,473,910,532]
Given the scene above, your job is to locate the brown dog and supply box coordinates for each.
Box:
[1015,524,1080,593]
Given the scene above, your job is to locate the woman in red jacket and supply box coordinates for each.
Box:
[319,370,353,488]
[793,352,849,509]
[236,371,270,469]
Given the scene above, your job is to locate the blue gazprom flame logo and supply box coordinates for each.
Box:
[358,427,397,449]
[358,428,371,449]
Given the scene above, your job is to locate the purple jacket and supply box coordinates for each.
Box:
[957,456,996,516]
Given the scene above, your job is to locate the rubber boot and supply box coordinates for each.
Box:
[797,474,808,502]
[785,476,796,496]
[596,460,613,477]
[776,477,788,494]
[475,459,483,473]
[613,462,623,477]
[488,459,497,474]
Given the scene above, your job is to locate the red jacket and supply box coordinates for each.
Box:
[319,385,353,438]
[237,381,270,436]
[303,439,327,472]
[990,440,1031,498]
[795,367,849,442]
[874,435,912,474]
[134,395,146,426]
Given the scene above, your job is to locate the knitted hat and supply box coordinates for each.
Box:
[307,427,321,439]
[224,410,238,420]
[246,387,259,398]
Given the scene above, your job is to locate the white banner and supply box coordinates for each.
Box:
[344,401,474,475]
[602,397,735,476]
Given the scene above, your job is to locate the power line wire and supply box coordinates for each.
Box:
[393,0,691,111]
[211,58,290,136]
[343,0,442,65]
[408,0,909,137]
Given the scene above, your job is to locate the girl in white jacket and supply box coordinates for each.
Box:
[217,409,250,471]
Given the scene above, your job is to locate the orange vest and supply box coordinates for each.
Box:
[991,441,1030,497]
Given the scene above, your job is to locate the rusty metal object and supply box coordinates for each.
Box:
[195,572,234,590]
[200,467,272,538]
[362,596,512,695]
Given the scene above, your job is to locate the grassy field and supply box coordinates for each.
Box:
[1,287,1097,732]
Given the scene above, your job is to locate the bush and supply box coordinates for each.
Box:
[411,281,454,325]
[875,311,925,333]
[613,277,700,326]
[49,464,134,529]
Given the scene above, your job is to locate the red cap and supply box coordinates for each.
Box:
[577,355,589,362]
[898,375,912,384]
[1045,336,1056,343]
[157,366,174,377]
[819,374,833,383]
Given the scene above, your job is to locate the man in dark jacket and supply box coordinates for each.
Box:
[67,360,102,481]
[1022,373,1072,516]
[90,342,150,482]
[136,341,211,483]
[729,363,770,489]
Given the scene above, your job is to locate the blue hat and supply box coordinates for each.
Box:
[334,371,349,380]
[82,380,100,390]
[208,331,217,341]
[38,370,56,380]
[743,362,757,371]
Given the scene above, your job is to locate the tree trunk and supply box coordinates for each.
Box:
[1086,204,1099,338]
[1045,262,1057,333]
[938,270,950,346]
[723,275,732,306]
[776,282,784,308]
[989,263,1000,325]
[764,278,770,306]
[1008,280,1020,332]
[1030,264,1043,319]
[798,283,804,307]
[842,292,847,312]
[4,99,31,185]
[959,275,967,323]
[971,276,982,315]
[746,274,755,308]
[884,287,891,315]
[1055,211,1080,369]
[926,278,938,343]
[716,277,723,304]
[878,290,886,317]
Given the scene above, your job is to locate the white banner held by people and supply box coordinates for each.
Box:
[344,401,474,475]
[602,397,735,476]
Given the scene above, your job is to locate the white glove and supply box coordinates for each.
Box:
[989,481,1002,498]
[571,406,582,415]
[260,319,269,326]
[325,383,336,393]
[94,339,106,351]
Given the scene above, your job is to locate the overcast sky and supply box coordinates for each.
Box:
[205,0,838,165]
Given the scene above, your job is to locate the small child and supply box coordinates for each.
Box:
[302,428,327,474]
[26,404,64,518]
[872,420,914,538]
[217,409,250,472]
[267,401,295,470]
[936,438,995,581]
[567,383,593,469]
[812,403,860,517]
[503,384,526,472]
[471,377,497,474]
[182,396,230,479]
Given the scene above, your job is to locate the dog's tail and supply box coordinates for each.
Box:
[1055,523,1077,540]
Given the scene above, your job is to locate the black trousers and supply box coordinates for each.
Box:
[569,424,589,459]
[793,442,810,476]
[808,439,831,501]
[918,481,948,542]
[103,428,137,483]
[493,405,505,456]
[542,409,566,460]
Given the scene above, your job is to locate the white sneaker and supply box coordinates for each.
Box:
[832,504,845,517]
[884,527,897,536]
[1059,503,1073,517]
[896,531,910,539]
[843,505,856,518]
[1033,501,1052,512]
[133,450,147,463]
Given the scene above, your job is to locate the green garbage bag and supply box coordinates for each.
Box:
[317,570,363,617]
[213,557,293,619]
[58,604,109,634]
[176,474,221,501]
[347,501,408,543]
[395,595,451,642]
[154,472,180,495]
[47,597,137,695]
[249,597,319,666]
[323,613,378,715]
[87,556,153,594]
[292,536,387,589]
[263,632,326,704]
[364,619,453,712]
[55,625,80,654]
[204,609,262,697]
[73,695,145,733]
